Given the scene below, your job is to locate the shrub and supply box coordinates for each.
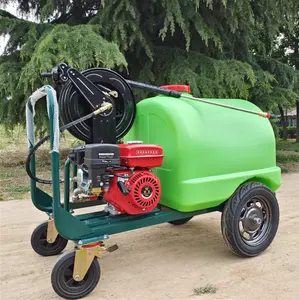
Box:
[276,152,299,163]
[288,126,296,139]
[278,126,297,139]
[270,120,279,139]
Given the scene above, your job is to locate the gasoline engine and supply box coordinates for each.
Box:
[68,142,164,215]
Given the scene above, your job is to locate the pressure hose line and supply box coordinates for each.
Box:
[127,80,271,119]
[25,103,113,185]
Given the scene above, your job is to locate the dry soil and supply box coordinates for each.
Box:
[0,173,298,300]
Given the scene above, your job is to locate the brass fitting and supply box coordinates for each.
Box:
[94,102,113,115]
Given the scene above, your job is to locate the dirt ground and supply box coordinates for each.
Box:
[0,173,298,300]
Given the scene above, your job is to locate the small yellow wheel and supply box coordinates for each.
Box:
[51,250,101,299]
[31,221,68,256]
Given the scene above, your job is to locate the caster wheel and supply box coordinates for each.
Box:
[168,216,193,225]
[51,250,101,299]
[221,182,279,257]
[31,221,68,256]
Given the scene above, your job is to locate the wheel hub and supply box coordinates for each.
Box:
[238,196,272,245]
[242,207,263,232]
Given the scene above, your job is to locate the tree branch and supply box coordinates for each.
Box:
[0,9,19,19]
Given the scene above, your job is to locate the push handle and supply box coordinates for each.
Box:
[40,66,60,80]
[40,72,53,78]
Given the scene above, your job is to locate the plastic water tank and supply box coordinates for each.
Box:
[124,85,281,212]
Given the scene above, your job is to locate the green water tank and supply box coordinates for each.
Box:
[124,85,281,212]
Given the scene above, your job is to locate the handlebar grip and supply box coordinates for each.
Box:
[40,72,53,78]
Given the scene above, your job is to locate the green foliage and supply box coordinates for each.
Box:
[279,126,297,139]
[277,139,299,152]
[276,152,299,163]
[135,47,256,100]
[193,284,217,295]
[0,0,299,134]
[288,127,297,139]
[270,119,279,139]
[0,10,127,134]
[20,24,127,92]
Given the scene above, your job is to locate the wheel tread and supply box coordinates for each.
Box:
[221,182,279,257]
[51,251,101,299]
[31,221,68,256]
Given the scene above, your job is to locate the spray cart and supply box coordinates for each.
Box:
[25,63,281,299]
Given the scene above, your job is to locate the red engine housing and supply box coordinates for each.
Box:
[104,170,161,215]
[103,143,164,215]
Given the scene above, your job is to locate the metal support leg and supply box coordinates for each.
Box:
[47,217,59,243]
[73,242,103,281]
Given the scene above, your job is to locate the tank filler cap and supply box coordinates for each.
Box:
[160,85,191,93]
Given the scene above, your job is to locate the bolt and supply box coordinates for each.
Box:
[253,217,262,225]
[74,275,80,281]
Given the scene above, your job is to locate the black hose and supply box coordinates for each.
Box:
[25,135,57,184]
[25,105,113,184]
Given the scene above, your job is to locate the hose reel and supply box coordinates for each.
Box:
[47,64,136,143]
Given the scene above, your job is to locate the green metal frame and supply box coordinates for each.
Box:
[26,85,223,246]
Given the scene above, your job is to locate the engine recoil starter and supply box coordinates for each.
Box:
[104,170,161,215]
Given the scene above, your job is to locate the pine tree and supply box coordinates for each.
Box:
[273,17,299,141]
[0,0,298,135]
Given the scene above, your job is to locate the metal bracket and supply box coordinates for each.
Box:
[72,241,119,281]
[47,217,59,243]
[73,242,103,281]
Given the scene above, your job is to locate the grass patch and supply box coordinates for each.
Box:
[0,124,76,200]
[276,139,299,172]
[193,284,217,296]
[276,139,299,152]
[3,184,30,193]
[276,151,299,163]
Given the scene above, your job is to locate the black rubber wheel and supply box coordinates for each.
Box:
[169,217,193,225]
[31,221,68,256]
[51,250,101,299]
[221,182,279,257]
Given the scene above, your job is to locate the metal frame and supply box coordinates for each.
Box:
[26,85,222,247]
